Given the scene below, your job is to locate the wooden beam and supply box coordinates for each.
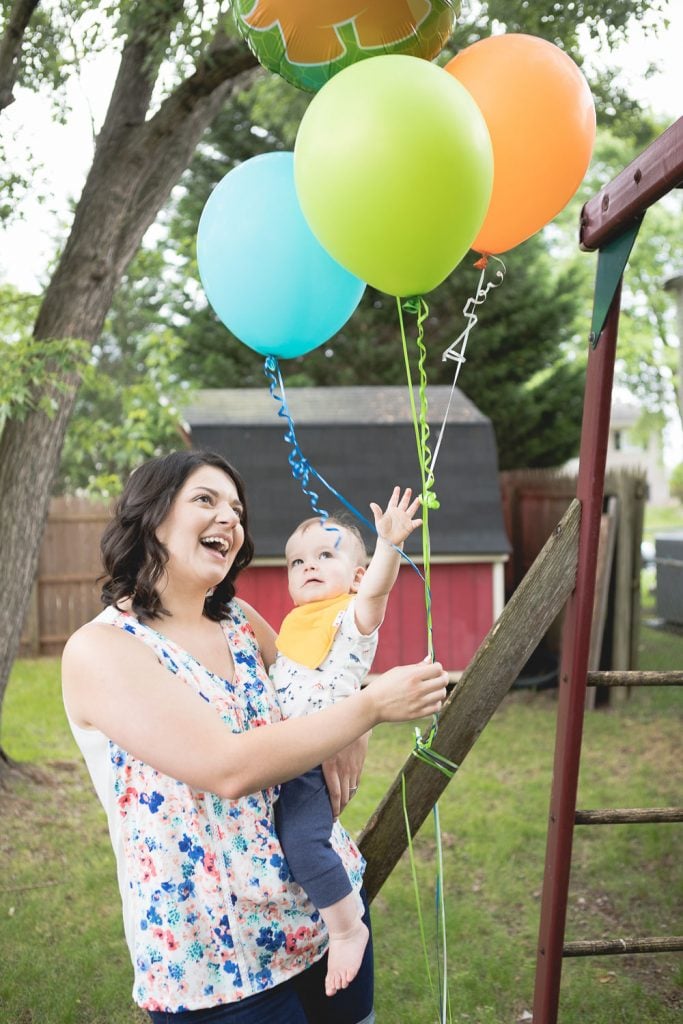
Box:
[359,499,581,902]
[585,498,618,709]
[575,807,683,825]
[580,117,683,251]
[563,936,683,957]
[587,670,683,687]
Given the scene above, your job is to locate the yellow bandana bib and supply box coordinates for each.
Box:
[276,594,354,670]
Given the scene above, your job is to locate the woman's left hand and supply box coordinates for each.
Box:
[322,731,371,817]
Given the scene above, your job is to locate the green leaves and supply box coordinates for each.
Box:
[57,320,192,497]
[0,285,89,423]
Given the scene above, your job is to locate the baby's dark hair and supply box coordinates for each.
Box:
[100,450,254,621]
[291,514,368,565]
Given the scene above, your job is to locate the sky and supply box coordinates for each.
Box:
[1,8,681,292]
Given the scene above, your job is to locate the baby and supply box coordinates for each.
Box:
[271,487,422,996]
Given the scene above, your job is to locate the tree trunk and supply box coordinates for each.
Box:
[0,374,80,754]
[0,21,257,769]
[0,0,40,112]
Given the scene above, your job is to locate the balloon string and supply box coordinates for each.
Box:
[266,352,456,1018]
[430,255,506,479]
[401,775,456,1024]
[401,773,437,1010]
[397,297,436,662]
[397,300,428,495]
[264,355,329,520]
[433,800,453,1024]
[411,719,458,778]
[416,298,438,508]
[414,297,436,674]
[263,355,427,581]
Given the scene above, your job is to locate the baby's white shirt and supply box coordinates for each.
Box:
[271,599,379,718]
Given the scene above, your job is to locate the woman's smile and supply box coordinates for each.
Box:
[199,534,233,560]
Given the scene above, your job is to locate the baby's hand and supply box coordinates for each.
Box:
[370,486,422,547]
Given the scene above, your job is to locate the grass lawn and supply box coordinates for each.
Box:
[1,622,681,1024]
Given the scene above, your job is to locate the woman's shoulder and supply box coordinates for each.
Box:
[232,598,277,670]
[63,607,152,668]
[232,597,256,623]
[62,610,159,728]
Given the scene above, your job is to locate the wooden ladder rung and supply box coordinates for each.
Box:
[563,936,683,957]
[575,807,683,824]
[587,670,683,686]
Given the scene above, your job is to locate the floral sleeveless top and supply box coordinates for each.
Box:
[68,602,365,1013]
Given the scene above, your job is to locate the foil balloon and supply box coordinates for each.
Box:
[233,0,459,92]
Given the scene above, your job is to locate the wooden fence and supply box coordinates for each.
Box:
[500,467,647,676]
[20,496,112,657]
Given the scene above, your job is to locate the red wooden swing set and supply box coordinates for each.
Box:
[532,116,683,1023]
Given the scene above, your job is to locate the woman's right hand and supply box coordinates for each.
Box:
[366,661,449,723]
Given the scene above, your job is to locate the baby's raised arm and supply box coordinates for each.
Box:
[354,486,421,636]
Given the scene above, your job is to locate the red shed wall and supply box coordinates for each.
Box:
[236,562,495,673]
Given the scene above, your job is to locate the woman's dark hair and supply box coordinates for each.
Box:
[100,450,254,622]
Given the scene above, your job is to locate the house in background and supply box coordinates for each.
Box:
[184,385,511,674]
[564,399,669,504]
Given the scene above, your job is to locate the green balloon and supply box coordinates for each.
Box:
[294,54,493,296]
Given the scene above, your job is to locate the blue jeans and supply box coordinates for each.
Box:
[148,891,374,1024]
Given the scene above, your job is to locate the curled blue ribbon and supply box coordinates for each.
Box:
[263,356,427,583]
[264,356,329,520]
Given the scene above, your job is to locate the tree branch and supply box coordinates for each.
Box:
[117,32,259,260]
[0,0,41,112]
[94,0,187,153]
[32,3,248,342]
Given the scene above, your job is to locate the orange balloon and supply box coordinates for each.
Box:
[444,34,596,255]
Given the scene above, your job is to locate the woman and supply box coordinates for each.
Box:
[62,450,447,1024]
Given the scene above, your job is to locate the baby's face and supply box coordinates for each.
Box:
[285,523,362,606]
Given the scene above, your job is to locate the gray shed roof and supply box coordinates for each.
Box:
[184,385,486,427]
[184,386,510,559]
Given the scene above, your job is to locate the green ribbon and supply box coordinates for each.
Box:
[433,799,453,1024]
[397,295,457,1024]
[401,775,455,1024]
[397,295,439,662]
[412,721,458,779]
[401,773,436,1007]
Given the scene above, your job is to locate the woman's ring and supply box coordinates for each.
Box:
[350,786,358,796]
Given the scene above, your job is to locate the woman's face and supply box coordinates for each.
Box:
[155,465,245,592]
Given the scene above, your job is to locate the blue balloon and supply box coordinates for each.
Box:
[196,152,365,359]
